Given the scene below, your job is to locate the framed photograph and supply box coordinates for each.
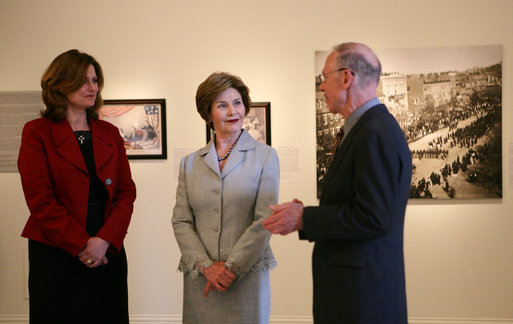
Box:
[315,45,502,199]
[100,99,167,159]
[206,102,271,145]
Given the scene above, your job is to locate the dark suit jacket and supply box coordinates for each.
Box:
[18,117,136,256]
[301,104,412,324]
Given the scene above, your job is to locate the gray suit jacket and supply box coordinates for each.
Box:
[172,130,279,279]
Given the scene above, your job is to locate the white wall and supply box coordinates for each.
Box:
[1,0,512,322]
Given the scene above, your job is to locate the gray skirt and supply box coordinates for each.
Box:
[182,269,270,324]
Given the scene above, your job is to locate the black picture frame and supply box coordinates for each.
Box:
[206,102,271,145]
[100,99,167,159]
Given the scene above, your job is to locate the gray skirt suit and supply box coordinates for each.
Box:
[172,130,279,323]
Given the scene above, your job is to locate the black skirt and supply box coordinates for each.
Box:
[28,240,129,324]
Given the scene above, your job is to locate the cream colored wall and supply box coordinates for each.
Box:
[1,0,512,322]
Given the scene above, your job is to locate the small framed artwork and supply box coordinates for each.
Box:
[206,102,271,145]
[100,99,167,159]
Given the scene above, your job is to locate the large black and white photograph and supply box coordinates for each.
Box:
[100,99,167,159]
[315,45,502,199]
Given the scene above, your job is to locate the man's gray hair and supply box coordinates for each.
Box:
[333,42,381,89]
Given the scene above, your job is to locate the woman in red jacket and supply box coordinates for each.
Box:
[18,49,136,323]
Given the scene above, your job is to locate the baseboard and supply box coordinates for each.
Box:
[269,316,313,323]
[0,316,27,323]
[1,315,512,324]
[409,318,513,324]
[128,315,314,323]
[129,315,182,323]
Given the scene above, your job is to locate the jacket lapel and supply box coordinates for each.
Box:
[320,137,351,203]
[51,119,88,174]
[90,119,113,170]
[221,148,243,179]
[320,105,387,202]
[201,130,255,180]
[220,130,254,179]
[201,141,222,178]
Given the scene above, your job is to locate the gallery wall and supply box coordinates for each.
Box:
[1,0,512,323]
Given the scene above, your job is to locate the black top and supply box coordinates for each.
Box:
[75,131,108,236]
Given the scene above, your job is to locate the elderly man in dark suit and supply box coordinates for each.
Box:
[263,42,412,324]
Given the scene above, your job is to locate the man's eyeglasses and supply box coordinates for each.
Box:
[318,68,355,83]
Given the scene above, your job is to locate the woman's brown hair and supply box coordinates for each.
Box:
[40,49,104,121]
[196,72,251,129]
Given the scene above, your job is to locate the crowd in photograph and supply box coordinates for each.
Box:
[409,147,482,199]
[409,109,501,198]
[409,87,501,199]
[316,82,502,199]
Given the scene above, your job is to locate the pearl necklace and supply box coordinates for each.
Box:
[217,131,242,162]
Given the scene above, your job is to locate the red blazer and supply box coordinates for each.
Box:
[18,117,136,256]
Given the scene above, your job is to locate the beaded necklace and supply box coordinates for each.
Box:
[216,131,242,162]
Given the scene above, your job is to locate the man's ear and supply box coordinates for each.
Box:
[339,69,354,90]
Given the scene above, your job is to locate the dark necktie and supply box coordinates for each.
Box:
[331,127,344,156]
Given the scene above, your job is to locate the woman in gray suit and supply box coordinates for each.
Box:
[172,72,280,324]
